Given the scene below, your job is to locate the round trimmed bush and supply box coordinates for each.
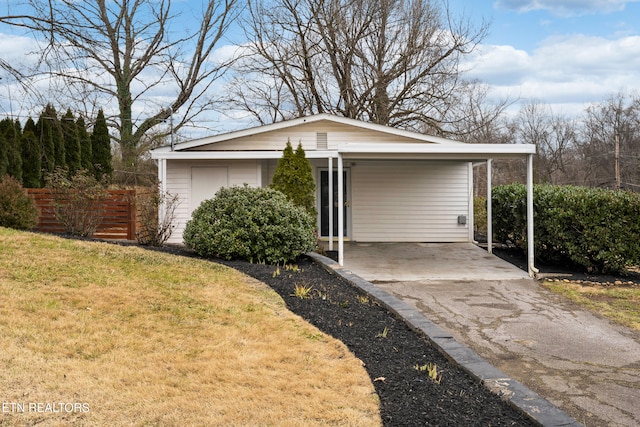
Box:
[183,185,316,264]
[0,175,39,230]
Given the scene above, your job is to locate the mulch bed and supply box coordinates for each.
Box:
[204,253,537,426]
[490,245,640,286]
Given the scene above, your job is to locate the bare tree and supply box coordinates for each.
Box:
[2,0,240,169]
[229,0,489,132]
[514,101,577,184]
[579,92,640,190]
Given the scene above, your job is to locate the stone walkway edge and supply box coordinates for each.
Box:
[307,252,583,427]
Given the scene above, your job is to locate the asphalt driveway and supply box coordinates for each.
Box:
[339,243,640,427]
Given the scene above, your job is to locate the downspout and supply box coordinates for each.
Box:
[158,158,167,228]
[527,154,539,277]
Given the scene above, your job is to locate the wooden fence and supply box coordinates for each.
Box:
[27,189,137,240]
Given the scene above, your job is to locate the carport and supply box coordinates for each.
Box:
[328,143,538,277]
[337,242,531,282]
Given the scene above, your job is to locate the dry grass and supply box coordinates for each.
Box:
[0,228,380,426]
[543,279,640,331]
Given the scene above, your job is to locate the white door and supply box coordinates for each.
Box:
[190,167,228,215]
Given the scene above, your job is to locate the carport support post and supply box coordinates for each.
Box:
[527,154,538,277]
[338,154,344,265]
[328,156,333,252]
[487,159,492,254]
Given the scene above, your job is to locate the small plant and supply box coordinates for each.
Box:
[135,184,180,246]
[292,283,313,299]
[357,295,369,304]
[415,362,442,384]
[285,264,301,272]
[376,327,389,338]
[316,290,328,300]
[46,168,108,237]
[272,266,281,278]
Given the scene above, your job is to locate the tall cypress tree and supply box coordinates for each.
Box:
[76,116,93,173]
[0,118,22,183]
[37,104,64,174]
[61,109,81,175]
[293,142,316,217]
[91,109,112,180]
[7,119,23,183]
[271,140,317,218]
[0,123,7,177]
[22,118,42,188]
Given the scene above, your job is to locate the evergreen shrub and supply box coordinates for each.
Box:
[492,183,640,274]
[183,185,316,264]
[0,175,39,230]
[270,140,317,218]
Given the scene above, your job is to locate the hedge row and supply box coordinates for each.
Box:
[492,184,640,274]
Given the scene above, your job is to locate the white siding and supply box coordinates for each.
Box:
[165,159,260,244]
[351,161,470,242]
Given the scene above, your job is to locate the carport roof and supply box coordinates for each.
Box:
[151,143,534,160]
[151,113,536,160]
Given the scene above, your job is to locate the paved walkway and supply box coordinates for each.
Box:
[325,243,640,427]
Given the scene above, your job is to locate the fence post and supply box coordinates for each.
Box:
[128,189,136,241]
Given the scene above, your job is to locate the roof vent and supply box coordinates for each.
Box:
[317,132,328,150]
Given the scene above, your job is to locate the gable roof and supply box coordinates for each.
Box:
[154,113,461,153]
[151,113,536,160]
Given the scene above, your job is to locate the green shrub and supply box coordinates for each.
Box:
[492,183,640,274]
[0,175,39,230]
[271,140,317,218]
[183,185,316,264]
[473,196,487,235]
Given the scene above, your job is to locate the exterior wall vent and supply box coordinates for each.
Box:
[317,132,328,150]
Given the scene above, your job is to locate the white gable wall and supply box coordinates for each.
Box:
[187,121,425,152]
[351,160,470,242]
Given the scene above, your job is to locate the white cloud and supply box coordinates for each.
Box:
[464,33,640,115]
[494,0,640,16]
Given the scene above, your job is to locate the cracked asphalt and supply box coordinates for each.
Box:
[339,242,640,427]
[375,278,640,427]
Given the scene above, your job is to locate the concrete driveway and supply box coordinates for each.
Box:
[340,242,640,427]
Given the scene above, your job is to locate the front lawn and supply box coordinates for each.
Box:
[0,228,380,426]
[543,278,640,331]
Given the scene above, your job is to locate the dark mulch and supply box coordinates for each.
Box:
[185,251,535,426]
[490,245,640,285]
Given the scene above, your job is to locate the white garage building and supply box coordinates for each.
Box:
[151,114,537,275]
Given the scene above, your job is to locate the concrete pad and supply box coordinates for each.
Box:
[342,242,531,282]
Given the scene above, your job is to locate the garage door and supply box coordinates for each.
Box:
[351,161,470,242]
[190,167,228,214]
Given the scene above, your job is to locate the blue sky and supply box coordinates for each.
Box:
[448,0,640,115]
[1,0,639,129]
